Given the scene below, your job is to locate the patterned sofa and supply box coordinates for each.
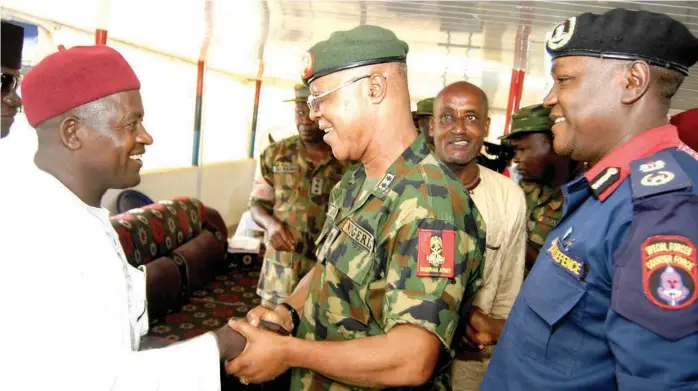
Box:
[110,196,229,321]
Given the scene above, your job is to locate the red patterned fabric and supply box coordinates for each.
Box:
[110,197,229,323]
[111,197,213,267]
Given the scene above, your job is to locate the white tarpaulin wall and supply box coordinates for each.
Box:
[4,1,694,171]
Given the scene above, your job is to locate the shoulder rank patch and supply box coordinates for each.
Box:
[341,219,374,252]
[311,177,324,195]
[547,237,587,280]
[273,165,299,173]
[630,151,692,200]
[589,167,621,198]
[417,229,455,278]
[377,173,395,193]
[642,235,697,310]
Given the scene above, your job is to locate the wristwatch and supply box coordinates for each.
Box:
[277,302,300,333]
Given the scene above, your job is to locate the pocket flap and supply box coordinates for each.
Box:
[524,264,585,326]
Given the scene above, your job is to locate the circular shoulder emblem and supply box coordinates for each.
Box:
[301,50,315,80]
[547,17,576,51]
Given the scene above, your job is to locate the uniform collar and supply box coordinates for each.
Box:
[348,132,430,198]
[584,124,681,201]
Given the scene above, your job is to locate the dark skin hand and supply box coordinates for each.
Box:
[214,320,289,361]
[461,307,505,351]
[249,205,295,252]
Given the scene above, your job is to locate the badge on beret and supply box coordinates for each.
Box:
[642,235,697,310]
[547,17,576,51]
[416,229,455,278]
[301,51,315,80]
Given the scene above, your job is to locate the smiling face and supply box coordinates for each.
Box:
[308,69,372,161]
[77,90,153,190]
[430,82,490,168]
[543,56,624,163]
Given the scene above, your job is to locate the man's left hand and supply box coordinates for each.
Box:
[462,307,500,350]
[224,319,291,384]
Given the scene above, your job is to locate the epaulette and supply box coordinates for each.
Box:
[629,149,692,200]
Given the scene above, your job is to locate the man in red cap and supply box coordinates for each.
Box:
[0,45,243,391]
[1,20,24,138]
[672,107,698,151]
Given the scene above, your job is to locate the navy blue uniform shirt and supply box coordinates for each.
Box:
[481,125,698,391]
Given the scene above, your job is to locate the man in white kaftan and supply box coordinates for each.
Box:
[0,44,241,391]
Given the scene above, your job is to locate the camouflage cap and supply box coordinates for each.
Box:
[283,84,311,102]
[412,97,434,117]
[301,25,409,85]
[500,104,553,140]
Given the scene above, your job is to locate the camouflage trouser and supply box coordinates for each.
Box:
[256,250,316,306]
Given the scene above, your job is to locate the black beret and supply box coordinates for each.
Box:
[546,8,698,75]
[2,21,24,70]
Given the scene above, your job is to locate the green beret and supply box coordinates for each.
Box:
[412,97,434,117]
[301,25,409,85]
[500,104,553,140]
[546,8,698,76]
[284,84,310,102]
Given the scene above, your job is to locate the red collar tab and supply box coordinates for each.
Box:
[584,125,681,201]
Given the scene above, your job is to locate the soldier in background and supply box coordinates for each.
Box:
[413,97,435,148]
[226,25,486,390]
[249,84,345,308]
[500,104,577,273]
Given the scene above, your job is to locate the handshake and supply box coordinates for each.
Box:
[213,305,295,384]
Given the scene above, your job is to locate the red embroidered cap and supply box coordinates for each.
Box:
[21,44,140,127]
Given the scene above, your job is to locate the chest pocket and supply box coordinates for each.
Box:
[319,221,376,339]
[273,165,300,208]
[508,249,588,376]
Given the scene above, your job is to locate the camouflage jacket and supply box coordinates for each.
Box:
[249,136,346,294]
[520,180,563,253]
[290,134,487,391]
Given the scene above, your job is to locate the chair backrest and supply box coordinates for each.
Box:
[111,197,205,267]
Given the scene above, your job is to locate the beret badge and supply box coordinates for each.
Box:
[301,51,315,80]
[547,17,576,51]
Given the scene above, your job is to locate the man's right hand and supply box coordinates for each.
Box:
[246,305,294,333]
[268,222,295,252]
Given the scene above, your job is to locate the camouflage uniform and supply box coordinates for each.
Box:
[290,134,487,391]
[520,180,563,274]
[250,135,345,305]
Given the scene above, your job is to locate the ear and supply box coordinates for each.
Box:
[620,61,651,105]
[366,73,388,104]
[59,116,84,151]
[428,116,435,137]
[484,117,491,139]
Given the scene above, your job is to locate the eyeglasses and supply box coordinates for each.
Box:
[1,73,18,92]
[307,75,370,112]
